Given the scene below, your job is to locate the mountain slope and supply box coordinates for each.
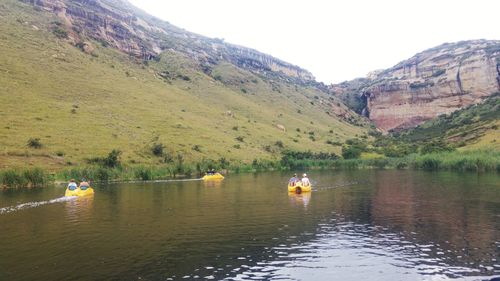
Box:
[399,93,499,150]
[0,0,367,170]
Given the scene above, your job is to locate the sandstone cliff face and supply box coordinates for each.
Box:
[333,40,500,131]
[21,0,314,82]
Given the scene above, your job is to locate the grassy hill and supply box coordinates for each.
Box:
[398,93,499,151]
[0,0,368,171]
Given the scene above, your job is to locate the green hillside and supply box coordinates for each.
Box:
[0,0,367,171]
[398,93,499,151]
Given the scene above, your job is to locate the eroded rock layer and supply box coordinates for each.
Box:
[333,40,500,131]
[21,0,315,82]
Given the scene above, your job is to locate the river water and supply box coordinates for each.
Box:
[0,170,499,281]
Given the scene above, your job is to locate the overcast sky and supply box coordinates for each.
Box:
[128,0,499,84]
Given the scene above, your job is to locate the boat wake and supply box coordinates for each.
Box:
[0,196,76,215]
[315,180,369,191]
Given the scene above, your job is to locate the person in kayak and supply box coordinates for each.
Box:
[289,173,298,186]
[301,173,311,186]
[67,179,78,191]
[79,178,90,191]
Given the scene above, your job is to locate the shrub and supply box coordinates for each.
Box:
[235,136,244,142]
[27,138,42,149]
[151,143,165,156]
[163,152,174,163]
[23,168,48,187]
[219,157,230,169]
[94,167,112,182]
[369,158,389,169]
[134,166,153,181]
[192,145,201,152]
[420,139,454,154]
[1,170,26,188]
[87,150,121,168]
[326,140,342,146]
[421,158,441,170]
[103,150,121,168]
[52,26,68,39]
[342,146,362,159]
[396,160,408,169]
[275,141,284,148]
[0,168,48,188]
[177,74,191,81]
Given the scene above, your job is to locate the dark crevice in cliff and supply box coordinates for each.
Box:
[456,68,464,94]
[415,59,419,77]
[360,94,369,117]
[496,63,500,90]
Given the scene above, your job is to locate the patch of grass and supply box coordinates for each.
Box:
[1,167,49,188]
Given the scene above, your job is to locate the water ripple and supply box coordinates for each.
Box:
[0,196,76,215]
[224,219,500,280]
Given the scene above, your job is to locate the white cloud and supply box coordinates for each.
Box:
[128,0,499,83]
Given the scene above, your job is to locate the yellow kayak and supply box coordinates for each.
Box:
[202,173,224,180]
[288,182,312,193]
[65,187,95,197]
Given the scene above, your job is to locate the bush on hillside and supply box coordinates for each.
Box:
[151,143,165,156]
[420,139,454,155]
[52,26,68,39]
[87,149,122,168]
[342,146,362,159]
[27,138,42,149]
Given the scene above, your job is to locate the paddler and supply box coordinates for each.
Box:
[79,178,90,191]
[67,179,78,191]
[288,173,298,186]
[301,173,310,186]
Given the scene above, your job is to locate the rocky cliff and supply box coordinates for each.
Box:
[21,0,315,83]
[332,40,500,131]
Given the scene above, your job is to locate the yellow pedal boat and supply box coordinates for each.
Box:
[202,173,225,180]
[288,182,312,193]
[65,187,95,197]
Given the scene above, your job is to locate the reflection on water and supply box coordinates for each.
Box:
[0,170,499,281]
[288,192,311,209]
[64,196,94,221]
[203,179,223,188]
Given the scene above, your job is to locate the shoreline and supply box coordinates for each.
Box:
[2,149,499,189]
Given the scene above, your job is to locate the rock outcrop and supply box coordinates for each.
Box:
[21,0,314,82]
[332,40,500,131]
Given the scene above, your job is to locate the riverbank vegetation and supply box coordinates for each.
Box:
[1,148,498,189]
